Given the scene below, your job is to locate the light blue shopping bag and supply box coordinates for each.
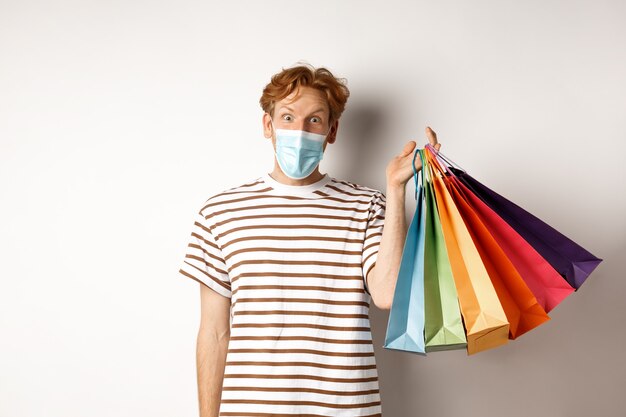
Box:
[383,149,426,355]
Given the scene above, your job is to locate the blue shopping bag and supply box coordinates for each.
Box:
[383,149,426,355]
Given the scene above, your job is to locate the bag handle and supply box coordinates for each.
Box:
[425,143,466,174]
[424,145,471,202]
[411,147,436,200]
[411,147,422,200]
[424,145,447,178]
[420,147,432,185]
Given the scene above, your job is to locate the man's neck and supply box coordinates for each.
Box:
[269,166,325,186]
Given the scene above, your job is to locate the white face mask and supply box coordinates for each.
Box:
[269,117,330,179]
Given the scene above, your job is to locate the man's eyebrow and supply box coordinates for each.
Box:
[279,106,326,114]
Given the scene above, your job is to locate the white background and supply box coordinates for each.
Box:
[1,1,624,416]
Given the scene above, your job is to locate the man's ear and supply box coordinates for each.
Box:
[327,119,339,144]
[263,112,273,139]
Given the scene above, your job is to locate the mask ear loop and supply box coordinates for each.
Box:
[325,121,333,138]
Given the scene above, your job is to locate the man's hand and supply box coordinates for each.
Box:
[385,126,441,189]
[368,127,442,309]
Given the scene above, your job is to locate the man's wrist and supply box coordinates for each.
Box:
[385,182,405,199]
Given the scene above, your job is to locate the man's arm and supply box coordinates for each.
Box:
[368,128,441,310]
[197,284,231,417]
[367,184,406,310]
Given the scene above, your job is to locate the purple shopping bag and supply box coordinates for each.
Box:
[444,164,602,290]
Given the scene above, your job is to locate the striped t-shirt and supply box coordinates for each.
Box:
[178,171,386,417]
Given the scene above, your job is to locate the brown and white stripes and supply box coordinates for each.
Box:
[179,172,386,417]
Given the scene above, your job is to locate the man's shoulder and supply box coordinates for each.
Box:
[197,175,265,216]
[330,176,386,199]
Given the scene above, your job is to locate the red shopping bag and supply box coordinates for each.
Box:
[426,149,551,339]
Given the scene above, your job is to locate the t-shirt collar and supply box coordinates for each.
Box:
[263,172,332,196]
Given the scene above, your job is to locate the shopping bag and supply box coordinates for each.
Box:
[425,148,551,339]
[441,157,602,290]
[383,149,426,355]
[425,149,509,354]
[422,150,467,351]
[437,157,574,312]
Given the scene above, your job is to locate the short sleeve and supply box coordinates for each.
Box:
[178,209,232,298]
[361,191,386,295]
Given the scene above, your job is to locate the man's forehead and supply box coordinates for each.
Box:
[278,104,327,114]
[276,88,329,113]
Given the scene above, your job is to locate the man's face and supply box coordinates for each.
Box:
[263,86,338,152]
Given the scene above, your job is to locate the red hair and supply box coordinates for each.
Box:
[259,62,350,125]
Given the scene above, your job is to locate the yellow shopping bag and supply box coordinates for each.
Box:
[425,149,509,355]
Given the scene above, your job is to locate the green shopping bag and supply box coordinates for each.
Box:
[423,153,467,352]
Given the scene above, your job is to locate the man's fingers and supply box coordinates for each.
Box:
[399,140,417,157]
[425,126,438,147]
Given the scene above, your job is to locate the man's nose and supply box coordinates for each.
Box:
[294,120,307,131]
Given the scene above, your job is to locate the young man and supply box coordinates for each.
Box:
[179,63,440,417]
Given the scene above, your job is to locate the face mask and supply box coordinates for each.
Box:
[269,117,330,180]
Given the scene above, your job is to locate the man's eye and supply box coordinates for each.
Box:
[311,117,321,123]
[282,115,293,121]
